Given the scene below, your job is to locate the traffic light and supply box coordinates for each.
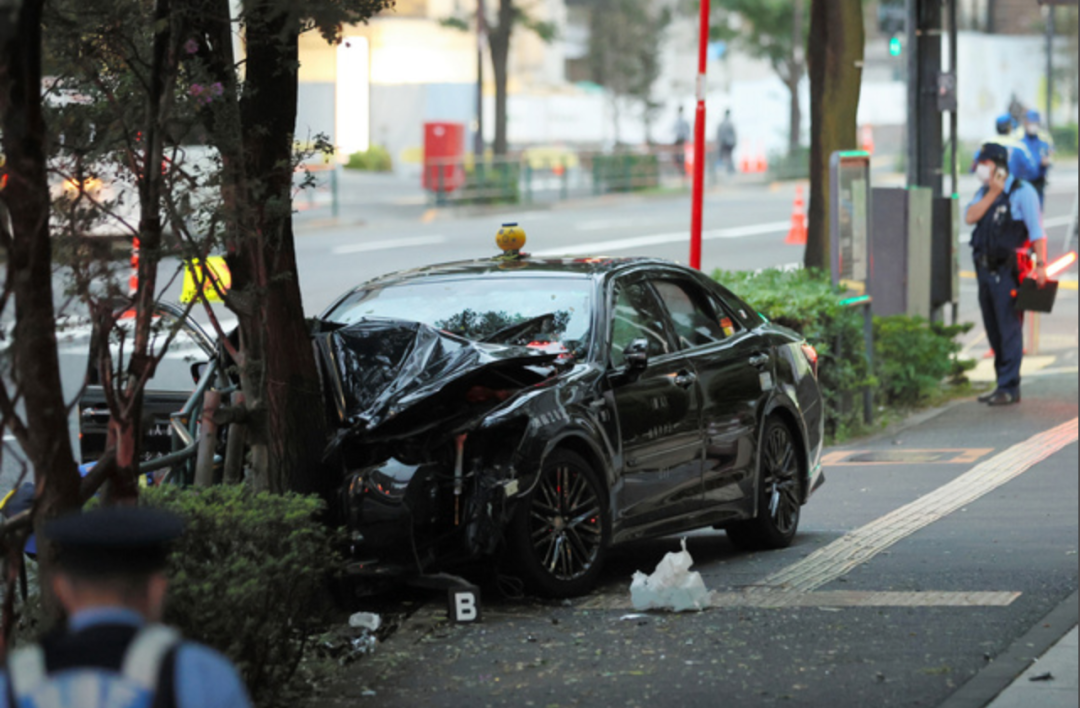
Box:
[889,35,903,57]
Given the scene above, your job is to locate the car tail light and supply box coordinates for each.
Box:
[801,343,819,377]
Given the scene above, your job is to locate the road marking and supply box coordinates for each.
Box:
[577,590,1021,611]
[707,591,1020,608]
[821,448,993,466]
[534,221,789,257]
[331,235,446,255]
[755,418,1078,597]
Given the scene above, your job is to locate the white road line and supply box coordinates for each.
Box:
[756,418,1078,597]
[331,235,446,255]
[578,590,1021,611]
[535,220,789,257]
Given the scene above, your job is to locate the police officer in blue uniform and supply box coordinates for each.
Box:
[975,114,1038,184]
[1017,109,1054,205]
[0,506,252,708]
[965,143,1047,407]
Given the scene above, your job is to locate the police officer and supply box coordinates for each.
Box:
[976,114,1038,183]
[965,143,1047,407]
[1017,109,1054,205]
[0,506,252,708]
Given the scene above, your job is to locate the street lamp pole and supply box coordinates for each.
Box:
[689,0,710,270]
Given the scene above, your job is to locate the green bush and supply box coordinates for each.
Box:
[874,315,974,407]
[459,161,521,205]
[714,268,870,439]
[142,485,342,708]
[344,145,393,172]
[592,153,660,193]
[1050,123,1078,156]
[714,268,974,440]
[769,146,810,181]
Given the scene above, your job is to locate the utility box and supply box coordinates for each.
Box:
[931,196,960,314]
[870,187,933,319]
[422,122,465,193]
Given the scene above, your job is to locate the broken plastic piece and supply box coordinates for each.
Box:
[629,538,709,613]
[348,612,382,632]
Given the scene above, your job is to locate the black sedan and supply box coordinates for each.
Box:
[316,254,824,597]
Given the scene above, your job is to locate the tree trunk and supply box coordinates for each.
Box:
[806,0,864,271]
[235,0,330,496]
[488,0,513,156]
[0,0,81,622]
[787,72,802,155]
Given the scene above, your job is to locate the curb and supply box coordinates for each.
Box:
[936,590,1080,708]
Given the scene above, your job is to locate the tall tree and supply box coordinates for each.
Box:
[184,0,391,494]
[444,1,556,156]
[0,0,82,629]
[587,0,671,145]
[805,0,863,271]
[713,0,807,155]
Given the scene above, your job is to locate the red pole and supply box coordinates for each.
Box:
[689,0,710,270]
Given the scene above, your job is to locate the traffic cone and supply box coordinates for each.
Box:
[786,187,807,245]
[754,144,768,174]
[860,124,875,155]
[740,152,752,174]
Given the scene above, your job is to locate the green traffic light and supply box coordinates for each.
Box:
[889,36,902,57]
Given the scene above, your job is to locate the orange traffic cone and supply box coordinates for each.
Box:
[740,152,752,174]
[860,124,875,155]
[754,145,768,174]
[786,187,807,245]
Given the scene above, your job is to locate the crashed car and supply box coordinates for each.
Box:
[316,256,824,597]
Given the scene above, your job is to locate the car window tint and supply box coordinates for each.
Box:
[610,280,671,366]
[651,279,730,349]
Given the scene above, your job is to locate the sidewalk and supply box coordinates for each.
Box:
[985,625,1078,708]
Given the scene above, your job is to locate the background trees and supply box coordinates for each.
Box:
[587,0,671,145]
[712,0,807,156]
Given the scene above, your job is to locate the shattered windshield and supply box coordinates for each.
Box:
[325,277,594,361]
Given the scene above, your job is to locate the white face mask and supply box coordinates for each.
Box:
[1026,125,1038,136]
[975,163,993,184]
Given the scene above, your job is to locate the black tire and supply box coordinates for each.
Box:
[726,417,802,551]
[508,449,609,598]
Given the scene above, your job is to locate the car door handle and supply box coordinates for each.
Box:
[674,371,697,389]
[749,353,771,368]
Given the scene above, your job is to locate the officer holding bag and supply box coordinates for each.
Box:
[0,506,252,708]
[965,143,1047,407]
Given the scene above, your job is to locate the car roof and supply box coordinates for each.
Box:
[356,256,680,290]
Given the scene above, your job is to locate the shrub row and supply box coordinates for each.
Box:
[714,267,973,439]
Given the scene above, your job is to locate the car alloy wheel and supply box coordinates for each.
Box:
[726,417,802,551]
[510,449,609,597]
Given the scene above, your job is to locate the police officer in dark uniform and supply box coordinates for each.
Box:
[0,506,252,708]
[965,143,1047,407]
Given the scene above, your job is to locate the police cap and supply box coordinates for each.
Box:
[977,143,1009,168]
[44,506,184,576]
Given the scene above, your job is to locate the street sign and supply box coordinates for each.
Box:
[829,151,872,294]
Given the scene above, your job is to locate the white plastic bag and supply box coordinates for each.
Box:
[629,538,709,612]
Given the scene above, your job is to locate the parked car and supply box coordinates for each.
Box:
[317,255,825,597]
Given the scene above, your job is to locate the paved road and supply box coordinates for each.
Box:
[314,367,1077,708]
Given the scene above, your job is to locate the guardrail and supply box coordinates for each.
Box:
[423,146,724,207]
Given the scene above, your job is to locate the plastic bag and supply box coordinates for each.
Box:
[629,538,709,613]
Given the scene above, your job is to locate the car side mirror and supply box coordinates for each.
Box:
[624,339,650,371]
[191,361,208,384]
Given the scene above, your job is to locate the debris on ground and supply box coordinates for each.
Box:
[629,538,710,613]
[1029,672,1055,682]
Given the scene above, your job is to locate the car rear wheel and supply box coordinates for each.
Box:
[509,449,609,598]
[726,417,802,551]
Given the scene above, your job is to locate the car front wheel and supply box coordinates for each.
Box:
[508,449,609,598]
[726,417,802,551]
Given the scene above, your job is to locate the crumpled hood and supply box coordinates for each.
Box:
[314,318,557,444]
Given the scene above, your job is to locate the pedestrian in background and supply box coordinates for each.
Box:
[964,143,1047,407]
[975,114,1038,185]
[716,109,737,176]
[1017,109,1054,205]
[0,506,252,708]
